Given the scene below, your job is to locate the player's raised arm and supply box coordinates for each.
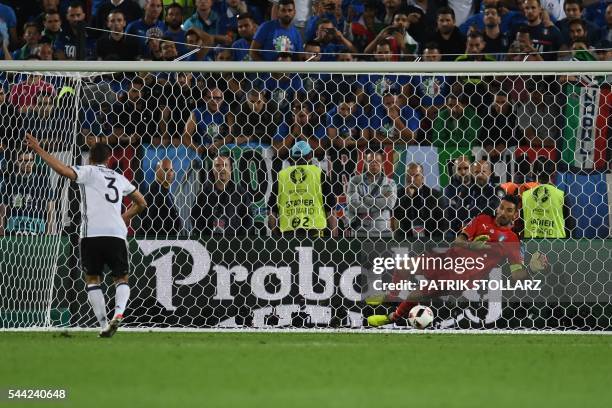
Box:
[25,133,77,181]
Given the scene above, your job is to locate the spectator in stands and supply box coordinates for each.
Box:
[192,154,253,236]
[274,102,326,159]
[395,162,447,240]
[478,89,518,163]
[568,19,595,47]
[214,47,233,61]
[350,0,384,53]
[159,35,179,61]
[363,17,405,61]
[33,0,60,32]
[347,150,397,238]
[94,0,143,30]
[183,85,233,157]
[422,7,466,61]
[110,77,163,147]
[262,55,305,117]
[326,95,367,196]
[21,89,67,151]
[430,93,480,150]
[143,27,163,60]
[511,0,562,60]
[302,40,321,61]
[444,155,474,233]
[96,10,142,60]
[184,28,213,61]
[516,79,561,148]
[460,0,527,35]
[126,0,166,50]
[365,92,420,146]
[35,39,54,60]
[469,159,498,217]
[0,1,17,50]
[382,0,402,25]
[9,73,54,113]
[250,0,303,61]
[506,35,545,61]
[408,44,450,130]
[388,7,422,57]
[304,0,345,42]
[81,99,114,147]
[313,17,357,61]
[137,158,183,237]
[161,72,201,140]
[0,150,55,236]
[356,41,411,114]
[12,23,41,60]
[232,88,276,146]
[183,0,228,46]
[481,5,510,58]
[456,30,496,61]
[218,0,262,38]
[232,13,258,61]
[41,12,62,45]
[54,2,96,60]
[164,2,187,56]
[268,141,337,237]
[556,0,601,46]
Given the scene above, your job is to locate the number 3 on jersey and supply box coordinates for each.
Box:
[104,177,119,203]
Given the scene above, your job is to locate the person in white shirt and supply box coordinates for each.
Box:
[25,133,147,338]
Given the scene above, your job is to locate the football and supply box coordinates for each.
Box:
[408,305,434,329]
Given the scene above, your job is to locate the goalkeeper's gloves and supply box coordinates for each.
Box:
[469,235,490,250]
[529,251,549,272]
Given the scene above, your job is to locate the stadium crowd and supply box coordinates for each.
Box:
[0,0,610,239]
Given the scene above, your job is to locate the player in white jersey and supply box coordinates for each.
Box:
[26,134,147,338]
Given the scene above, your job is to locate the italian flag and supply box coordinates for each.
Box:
[563,83,610,171]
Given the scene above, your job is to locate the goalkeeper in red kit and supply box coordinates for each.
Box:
[367,194,548,327]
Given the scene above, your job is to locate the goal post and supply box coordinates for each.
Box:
[0,60,610,331]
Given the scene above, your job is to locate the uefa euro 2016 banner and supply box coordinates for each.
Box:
[6,237,597,330]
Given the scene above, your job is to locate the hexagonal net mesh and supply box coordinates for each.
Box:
[0,63,610,331]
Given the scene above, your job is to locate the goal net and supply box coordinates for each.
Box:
[0,61,610,331]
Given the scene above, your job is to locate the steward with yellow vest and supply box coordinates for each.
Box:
[521,160,574,238]
[268,141,337,237]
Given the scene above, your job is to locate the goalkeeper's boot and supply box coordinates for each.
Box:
[99,314,123,338]
[367,314,392,327]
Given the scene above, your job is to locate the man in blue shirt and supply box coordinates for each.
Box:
[460,0,526,34]
[126,0,166,49]
[183,0,227,45]
[164,2,187,56]
[364,92,421,147]
[312,17,356,61]
[54,2,96,60]
[232,12,258,61]
[250,0,303,61]
[510,0,562,61]
[357,41,411,110]
[0,2,17,50]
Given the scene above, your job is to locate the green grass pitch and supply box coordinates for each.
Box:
[0,332,610,408]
